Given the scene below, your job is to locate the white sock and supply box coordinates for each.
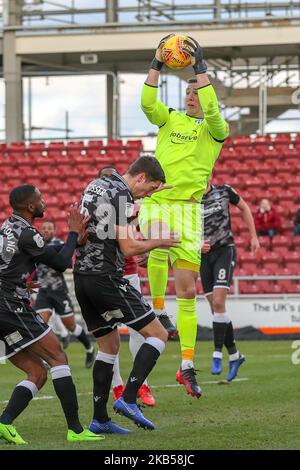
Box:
[128,327,148,386]
[181,359,194,370]
[112,354,123,388]
[72,323,83,337]
[213,351,223,359]
[229,351,240,361]
[213,312,230,323]
[52,314,69,338]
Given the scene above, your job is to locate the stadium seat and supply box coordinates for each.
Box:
[240,251,261,266]
[273,133,291,144]
[67,141,85,158]
[233,135,252,146]
[263,282,284,294]
[281,282,300,294]
[239,282,262,295]
[48,142,66,159]
[257,236,271,250]
[244,177,261,190]
[8,142,27,159]
[271,235,293,249]
[126,139,143,150]
[233,236,248,250]
[28,142,46,158]
[288,175,300,189]
[261,252,283,270]
[107,139,124,150]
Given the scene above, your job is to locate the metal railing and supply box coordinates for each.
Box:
[139,275,300,298]
[1,1,300,29]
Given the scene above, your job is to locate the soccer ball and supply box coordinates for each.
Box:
[161,34,191,70]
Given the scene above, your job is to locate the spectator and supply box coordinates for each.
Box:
[294,209,300,235]
[254,198,281,238]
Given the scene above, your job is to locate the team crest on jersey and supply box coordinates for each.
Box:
[33,233,44,248]
[195,119,203,125]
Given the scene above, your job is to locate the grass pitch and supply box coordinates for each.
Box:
[0,340,299,450]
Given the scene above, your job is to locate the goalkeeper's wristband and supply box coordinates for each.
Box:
[193,60,207,74]
[151,57,163,71]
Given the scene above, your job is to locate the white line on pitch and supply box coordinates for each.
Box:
[0,378,249,405]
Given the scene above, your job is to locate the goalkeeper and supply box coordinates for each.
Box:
[139,34,229,398]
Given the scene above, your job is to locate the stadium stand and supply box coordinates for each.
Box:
[0,134,299,295]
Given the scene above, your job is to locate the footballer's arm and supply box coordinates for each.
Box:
[236,197,260,253]
[115,224,179,257]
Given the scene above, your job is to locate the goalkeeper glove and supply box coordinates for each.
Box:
[183,36,207,74]
[151,33,175,71]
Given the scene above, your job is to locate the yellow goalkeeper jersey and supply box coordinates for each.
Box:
[141,83,229,202]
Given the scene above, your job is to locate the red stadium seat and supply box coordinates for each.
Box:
[261,251,282,270]
[115,163,129,174]
[107,139,124,150]
[240,251,261,266]
[271,235,293,249]
[233,135,252,147]
[288,175,300,189]
[233,268,248,277]
[66,141,85,158]
[257,236,271,250]
[47,142,66,160]
[254,134,272,144]
[244,177,261,190]
[28,142,46,158]
[8,142,27,158]
[233,236,248,250]
[273,133,291,144]
[281,282,300,294]
[239,282,262,295]
[263,282,284,294]
[265,176,284,189]
[126,139,143,150]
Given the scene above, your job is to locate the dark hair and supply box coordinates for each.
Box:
[9,185,37,211]
[98,165,116,177]
[187,78,197,84]
[127,156,165,183]
[42,220,56,229]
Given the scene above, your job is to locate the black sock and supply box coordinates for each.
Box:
[78,330,92,350]
[93,360,113,423]
[224,321,237,355]
[213,321,227,352]
[0,383,35,424]
[123,343,161,404]
[51,366,83,433]
[73,324,92,350]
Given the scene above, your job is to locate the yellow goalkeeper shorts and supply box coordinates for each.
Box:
[138,197,202,268]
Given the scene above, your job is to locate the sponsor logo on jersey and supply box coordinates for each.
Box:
[33,233,44,248]
[170,130,198,144]
[203,203,222,217]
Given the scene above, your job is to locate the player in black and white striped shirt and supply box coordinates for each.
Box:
[0,185,104,445]
[201,181,260,381]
